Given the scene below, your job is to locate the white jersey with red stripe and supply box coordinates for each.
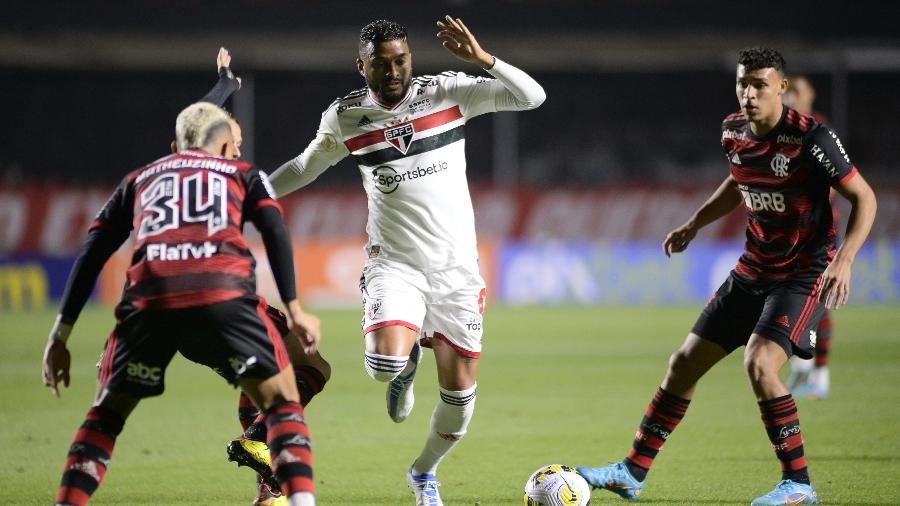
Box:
[270,58,544,271]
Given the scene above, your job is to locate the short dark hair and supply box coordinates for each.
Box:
[737,46,786,74]
[359,19,408,56]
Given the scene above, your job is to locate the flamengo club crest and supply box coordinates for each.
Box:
[384,123,415,154]
[771,153,790,177]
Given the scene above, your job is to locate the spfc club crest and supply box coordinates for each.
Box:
[384,123,415,154]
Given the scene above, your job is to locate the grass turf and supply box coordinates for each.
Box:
[1,305,898,505]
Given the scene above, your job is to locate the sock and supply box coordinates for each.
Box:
[624,387,690,482]
[814,311,832,368]
[240,366,328,445]
[287,491,316,506]
[264,401,314,499]
[411,384,476,476]
[758,394,810,484]
[56,406,125,506]
[238,392,261,432]
[363,351,408,382]
[295,366,327,407]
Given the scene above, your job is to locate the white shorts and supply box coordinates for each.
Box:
[360,259,486,358]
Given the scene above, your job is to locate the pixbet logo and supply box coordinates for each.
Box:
[777,134,803,145]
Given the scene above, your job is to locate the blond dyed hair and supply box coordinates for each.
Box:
[175,102,232,150]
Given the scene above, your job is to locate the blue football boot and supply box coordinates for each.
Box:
[575,461,643,500]
[750,480,819,505]
[407,466,442,506]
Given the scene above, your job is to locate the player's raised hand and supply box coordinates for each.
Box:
[818,257,852,310]
[216,47,242,88]
[436,15,495,68]
[663,222,698,257]
[42,338,71,398]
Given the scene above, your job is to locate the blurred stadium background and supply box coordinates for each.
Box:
[2,0,899,310]
[1,1,899,504]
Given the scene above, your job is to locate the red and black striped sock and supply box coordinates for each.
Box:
[56,406,125,506]
[759,394,810,484]
[241,367,327,443]
[264,401,314,498]
[814,311,832,368]
[238,392,261,432]
[295,366,327,407]
[624,387,690,482]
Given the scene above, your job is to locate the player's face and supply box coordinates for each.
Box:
[784,77,815,115]
[357,39,412,106]
[735,65,787,123]
[229,118,242,160]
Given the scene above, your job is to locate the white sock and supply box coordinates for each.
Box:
[363,352,408,382]
[810,366,830,390]
[288,492,316,506]
[790,355,814,374]
[411,384,477,476]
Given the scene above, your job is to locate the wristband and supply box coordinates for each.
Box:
[50,315,74,343]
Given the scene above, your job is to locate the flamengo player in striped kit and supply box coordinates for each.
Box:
[576,47,876,505]
[269,16,544,506]
[42,103,321,506]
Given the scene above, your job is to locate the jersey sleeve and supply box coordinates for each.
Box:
[269,107,349,198]
[199,67,241,107]
[243,168,283,217]
[807,125,858,187]
[90,176,135,235]
[442,58,545,120]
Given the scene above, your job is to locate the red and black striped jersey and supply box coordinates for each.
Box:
[721,106,858,282]
[91,150,282,310]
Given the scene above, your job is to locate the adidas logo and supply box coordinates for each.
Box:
[357,115,373,127]
[731,152,742,165]
[775,315,790,327]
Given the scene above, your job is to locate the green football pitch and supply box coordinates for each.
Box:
[1,306,898,505]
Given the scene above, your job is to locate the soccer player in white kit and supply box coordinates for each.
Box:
[269,16,545,505]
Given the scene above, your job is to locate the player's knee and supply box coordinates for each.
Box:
[363,351,408,382]
[667,348,694,379]
[743,353,777,385]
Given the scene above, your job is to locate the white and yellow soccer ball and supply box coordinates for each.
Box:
[523,464,591,506]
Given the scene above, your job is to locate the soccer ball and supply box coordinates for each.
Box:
[523,464,591,506]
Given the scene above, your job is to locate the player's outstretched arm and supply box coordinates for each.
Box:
[199,47,242,107]
[663,175,742,257]
[247,173,322,352]
[820,173,876,309]
[438,15,546,111]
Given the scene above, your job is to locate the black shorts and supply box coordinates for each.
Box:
[691,271,824,359]
[98,296,290,398]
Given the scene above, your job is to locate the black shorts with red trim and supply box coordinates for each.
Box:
[691,271,824,359]
[98,295,290,398]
